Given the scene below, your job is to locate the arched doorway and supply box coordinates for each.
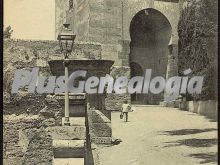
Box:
[129,8,172,105]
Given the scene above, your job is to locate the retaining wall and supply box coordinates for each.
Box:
[163,100,218,120]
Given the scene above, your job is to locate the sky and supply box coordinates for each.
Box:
[4,0,55,40]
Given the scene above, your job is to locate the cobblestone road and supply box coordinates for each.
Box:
[98,106,217,165]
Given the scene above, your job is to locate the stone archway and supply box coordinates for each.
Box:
[129,8,172,105]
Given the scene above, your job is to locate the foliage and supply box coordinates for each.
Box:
[3,25,13,39]
[178,0,218,100]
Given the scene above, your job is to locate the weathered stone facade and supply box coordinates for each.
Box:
[55,0,181,105]
[56,0,180,64]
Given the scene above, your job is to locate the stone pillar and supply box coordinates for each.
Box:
[164,36,178,102]
[166,37,178,79]
[118,39,131,67]
[63,59,70,126]
[105,39,131,111]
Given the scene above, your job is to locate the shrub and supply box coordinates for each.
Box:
[3,26,13,39]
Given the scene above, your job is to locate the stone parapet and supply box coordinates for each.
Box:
[87,109,112,144]
[163,100,218,120]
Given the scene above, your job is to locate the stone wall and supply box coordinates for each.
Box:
[154,1,180,43]
[106,64,131,111]
[20,128,53,165]
[105,94,131,111]
[3,115,42,164]
[57,0,183,41]
[55,0,69,38]
[183,100,217,120]
[55,0,182,105]
[3,39,103,164]
[89,0,123,66]
[3,39,102,94]
[162,100,218,121]
[4,39,131,112]
[122,0,154,41]
[55,0,181,68]
[3,39,103,123]
[87,109,112,144]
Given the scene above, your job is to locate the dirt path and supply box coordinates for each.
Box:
[98,106,217,165]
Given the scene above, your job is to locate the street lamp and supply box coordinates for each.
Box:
[57,23,76,126]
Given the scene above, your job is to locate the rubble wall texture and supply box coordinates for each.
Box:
[3,39,102,164]
[3,38,103,126]
[3,39,102,103]
[3,110,60,165]
[21,128,53,165]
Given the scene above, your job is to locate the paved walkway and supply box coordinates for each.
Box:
[98,106,217,165]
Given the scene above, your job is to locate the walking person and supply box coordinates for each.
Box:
[121,100,132,122]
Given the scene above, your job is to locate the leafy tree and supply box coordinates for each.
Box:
[178,0,218,101]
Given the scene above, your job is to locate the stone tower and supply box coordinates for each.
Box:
[56,0,182,105]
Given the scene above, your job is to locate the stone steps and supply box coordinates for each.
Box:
[53,158,84,165]
[46,126,86,140]
[62,117,85,126]
[53,140,85,158]
[52,117,87,163]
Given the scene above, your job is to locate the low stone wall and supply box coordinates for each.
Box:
[160,100,180,108]
[164,100,218,120]
[186,100,218,120]
[87,109,112,144]
[3,115,43,164]
[3,111,63,165]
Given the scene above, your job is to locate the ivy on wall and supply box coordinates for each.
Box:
[178,0,218,100]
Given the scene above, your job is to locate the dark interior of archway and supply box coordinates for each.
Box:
[130,9,171,48]
[130,62,143,76]
[129,9,171,105]
[130,62,144,102]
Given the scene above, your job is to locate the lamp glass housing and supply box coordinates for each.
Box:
[57,23,76,57]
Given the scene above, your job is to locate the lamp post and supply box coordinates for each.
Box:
[57,23,76,126]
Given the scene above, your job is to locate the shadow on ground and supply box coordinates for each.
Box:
[112,139,122,145]
[189,152,218,164]
[160,128,218,164]
[164,138,217,148]
[207,118,217,122]
[160,128,217,136]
